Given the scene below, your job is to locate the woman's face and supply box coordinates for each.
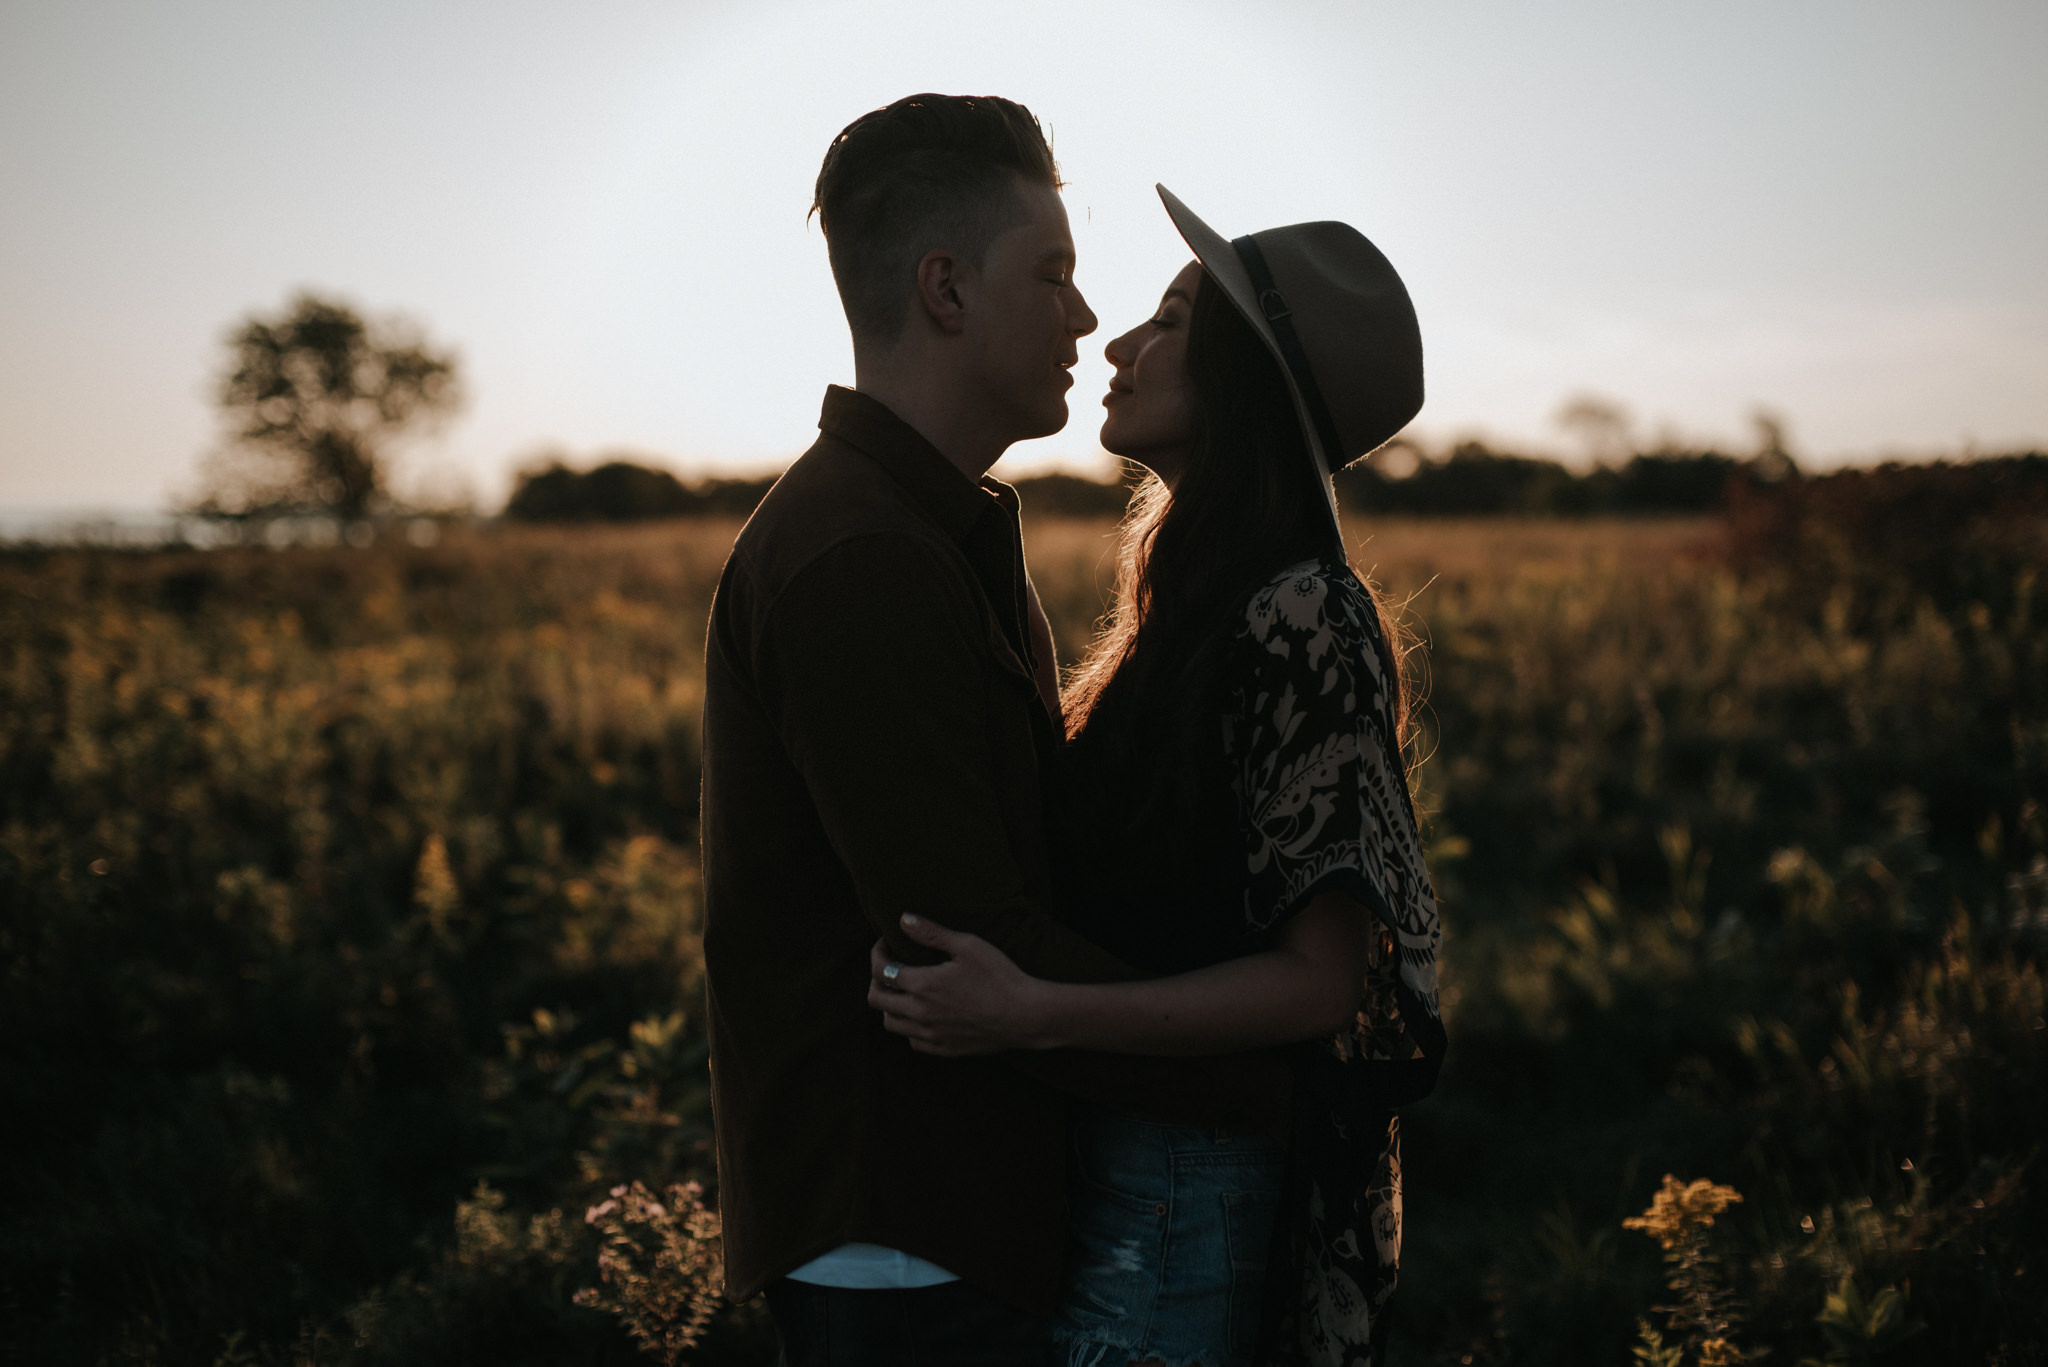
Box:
[1100,260,1204,485]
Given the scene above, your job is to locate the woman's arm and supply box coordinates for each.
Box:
[868,890,1372,1058]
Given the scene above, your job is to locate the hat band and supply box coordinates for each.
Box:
[1230,234,1346,471]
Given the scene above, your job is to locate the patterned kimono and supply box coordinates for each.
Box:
[1227,561,1446,1367]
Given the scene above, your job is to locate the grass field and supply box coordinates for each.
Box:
[2,507,2041,1365]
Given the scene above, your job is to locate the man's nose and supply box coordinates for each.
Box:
[1068,284,1099,338]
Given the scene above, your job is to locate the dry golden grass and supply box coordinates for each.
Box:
[1019,513,1721,664]
[1344,514,1720,591]
[321,512,1717,668]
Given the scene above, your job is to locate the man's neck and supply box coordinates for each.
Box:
[851,360,1009,484]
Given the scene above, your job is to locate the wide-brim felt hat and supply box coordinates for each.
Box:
[1156,184,1423,534]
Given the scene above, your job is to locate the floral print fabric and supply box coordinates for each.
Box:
[1224,561,1446,1367]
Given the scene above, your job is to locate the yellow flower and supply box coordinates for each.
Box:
[1623,1174,1743,1252]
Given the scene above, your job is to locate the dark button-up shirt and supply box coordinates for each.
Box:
[701,387,1289,1314]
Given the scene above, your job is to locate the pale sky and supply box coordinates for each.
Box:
[2,0,2044,512]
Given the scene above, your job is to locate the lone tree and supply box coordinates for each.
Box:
[196,292,461,521]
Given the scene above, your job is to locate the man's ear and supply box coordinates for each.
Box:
[914,247,971,336]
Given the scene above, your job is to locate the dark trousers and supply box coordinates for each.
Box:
[765,1277,1050,1367]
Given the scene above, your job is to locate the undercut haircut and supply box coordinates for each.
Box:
[812,93,1063,347]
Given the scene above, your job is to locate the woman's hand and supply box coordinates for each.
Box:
[867,914,1059,1056]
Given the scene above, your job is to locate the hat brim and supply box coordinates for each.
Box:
[1155,183,1344,537]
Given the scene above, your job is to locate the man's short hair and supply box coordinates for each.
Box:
[812,93,1063,347]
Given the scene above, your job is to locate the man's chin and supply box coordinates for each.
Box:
[1014,400,1071,443]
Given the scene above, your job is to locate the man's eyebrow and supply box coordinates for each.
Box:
[1035,246,1076,267]
[1161,288,1192,306]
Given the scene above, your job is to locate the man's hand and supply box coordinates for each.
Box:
[867,914,1060,1056]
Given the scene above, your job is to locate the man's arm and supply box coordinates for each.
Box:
[874,891,1371,1057]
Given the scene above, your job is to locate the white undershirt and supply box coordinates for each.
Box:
[784,1242,960,1289]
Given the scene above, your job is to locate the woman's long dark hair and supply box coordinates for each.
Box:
[1060,269,1413,845]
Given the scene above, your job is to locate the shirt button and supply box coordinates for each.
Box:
[1154,1202,1168,1217]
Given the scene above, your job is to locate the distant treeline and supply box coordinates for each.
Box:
[504,447,2048,523]
[504,460,776,522]
[1335,442,1776,516]
[504,459,1139,522]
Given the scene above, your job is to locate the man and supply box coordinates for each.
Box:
[700,93,1286,1365]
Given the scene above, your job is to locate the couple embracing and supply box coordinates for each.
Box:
[701,92,1445,1367]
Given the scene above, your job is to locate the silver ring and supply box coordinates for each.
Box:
[882,961,902,987]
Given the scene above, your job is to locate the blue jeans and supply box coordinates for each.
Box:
[765,1276,1048,1367]
[1052,1106,1286,1367]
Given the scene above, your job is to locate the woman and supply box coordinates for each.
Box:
[869,188,1446,1367]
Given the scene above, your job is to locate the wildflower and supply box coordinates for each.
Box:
[1623,1174,1743,1252]
[1626,1175,1749,1365]
[574,1179,723,1367]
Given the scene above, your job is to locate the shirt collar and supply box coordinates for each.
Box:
[817,385,1012,542]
